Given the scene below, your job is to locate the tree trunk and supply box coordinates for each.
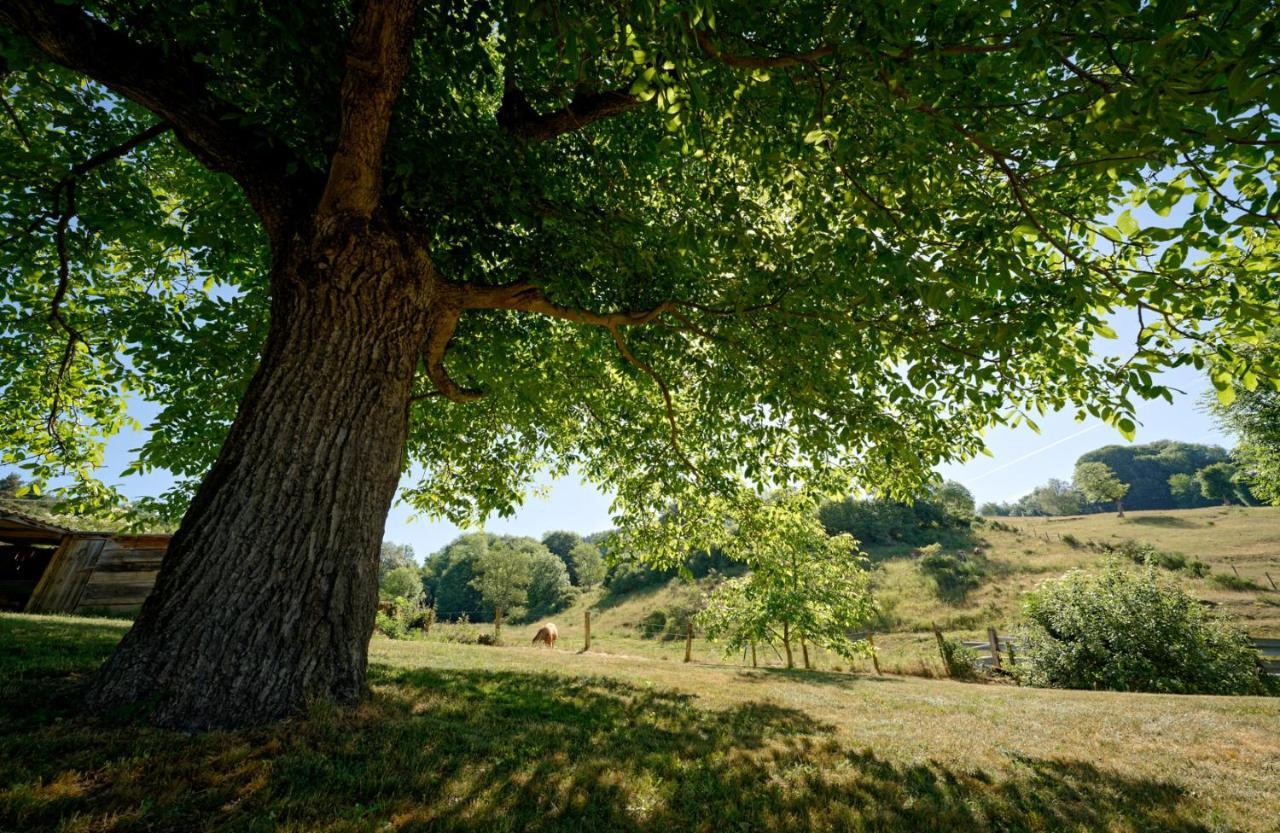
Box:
[800,634,811,670]
[494,605,503,642]
[782,622,794,669]
[87,232,435,729]
[1115,499,1124,518]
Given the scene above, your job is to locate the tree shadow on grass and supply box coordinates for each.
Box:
[1127,515,1201,528]
[1,660,1233,833]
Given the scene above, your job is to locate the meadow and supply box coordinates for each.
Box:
[3,612,1279,832]
[486,506,1280,675]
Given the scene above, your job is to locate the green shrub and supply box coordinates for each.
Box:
[1019,563,1270,695]
[1208,573,1262,592]
[918,547,984,602]
[1061,534,1082,548]
[375,598,412,640]
[938,636,982,679]
[638,610,667,638]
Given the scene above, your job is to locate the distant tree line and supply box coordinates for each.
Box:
[979,441,1257,517]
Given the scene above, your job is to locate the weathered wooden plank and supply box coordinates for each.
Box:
[78,578,156,605]
[95,545,167,562]
[82,569,162,585]
[1250,637,1280,649]
[90,559,165,573]
[24,536,107,613]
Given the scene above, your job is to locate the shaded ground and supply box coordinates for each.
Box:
[3,613,1277,832]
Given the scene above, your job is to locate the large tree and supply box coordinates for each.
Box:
[1,0,1277,727]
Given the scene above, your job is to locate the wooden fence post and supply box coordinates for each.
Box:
[932,623,952,677]
[1005,636,1017,667]
[1267,572,1278,591]
[987,626,1002,670]
[867,630,882,675]
[1232,563,1241,578]
[583,609,591,652]
[684,622,693,663]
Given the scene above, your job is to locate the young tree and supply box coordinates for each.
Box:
[697,494,874,668]
[1167,473,1200,508]
[568,541,606,589]
[469,542,531,641]
[1195,462,1240,506]
[1074,462,1131,517]
[2,1,1277,727]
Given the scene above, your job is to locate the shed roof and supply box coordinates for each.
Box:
[0,506,110,544]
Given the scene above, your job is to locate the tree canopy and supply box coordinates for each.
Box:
[2,0,1278,547]
[1212,385,1280,504]
[1074,461,1130,514]
[3,0,1280,728]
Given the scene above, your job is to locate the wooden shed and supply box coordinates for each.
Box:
[0,508,170,615]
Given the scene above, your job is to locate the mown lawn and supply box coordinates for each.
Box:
[3,612,1278,832]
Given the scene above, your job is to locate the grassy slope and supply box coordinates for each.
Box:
[3,612,1278,833]
[518,507,1280,675]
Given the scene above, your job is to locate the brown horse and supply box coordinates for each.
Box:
[531,622,558,649]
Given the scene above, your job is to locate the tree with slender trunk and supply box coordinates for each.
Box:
[1,0,1278,727]
[1074,461,1131,518]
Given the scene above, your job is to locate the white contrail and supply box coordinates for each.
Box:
[962,422,1107,486]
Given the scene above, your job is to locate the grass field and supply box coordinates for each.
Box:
[3,612,1279,832]
[493,507,1280,676]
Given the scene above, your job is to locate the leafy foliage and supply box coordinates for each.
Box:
[917,545,985,602]
[380,565,425,604]
[1212,385,1280,505]
[1196,461,1241,505]
[1073,462,1130,513]
[816,492,966,546]
[424,533,573,624]
[696,494,874,665]
[567,541,606,589]
[1019,563,1270,695]
[1,0,1278,545]
[379,542,417,580]
[936,481,976,520]
[1075,442,1232,511]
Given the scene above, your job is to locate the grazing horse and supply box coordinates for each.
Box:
[532,623,558,649]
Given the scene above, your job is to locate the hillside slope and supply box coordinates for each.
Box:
[480,507,1280,674]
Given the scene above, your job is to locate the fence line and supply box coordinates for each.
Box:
[946,627,1280,677]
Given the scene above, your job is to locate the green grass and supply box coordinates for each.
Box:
[4,612,1279,832]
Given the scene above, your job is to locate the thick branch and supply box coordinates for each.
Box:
[497,82,640,142]
[457,280,673,326]
[317,0,418,219]
[0,0,309,233]
[422,311,481,403]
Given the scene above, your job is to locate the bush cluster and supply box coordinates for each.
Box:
[1019,563,1271,695]
[916,544,985,602]
[637,579,711,639]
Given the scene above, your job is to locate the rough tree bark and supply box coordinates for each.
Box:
[87,223,440,728]
[6,0,667,730]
